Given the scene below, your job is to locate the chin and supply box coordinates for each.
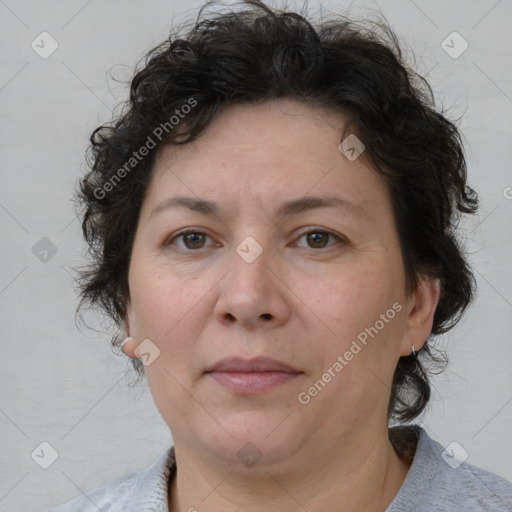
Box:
[197,409,305,468]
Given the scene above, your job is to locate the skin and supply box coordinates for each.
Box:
[123,97,440,512]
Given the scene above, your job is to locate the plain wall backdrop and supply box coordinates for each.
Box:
[0,0,511,510]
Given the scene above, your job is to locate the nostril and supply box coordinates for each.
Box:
[261,313,272,320]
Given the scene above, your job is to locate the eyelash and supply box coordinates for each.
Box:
[164,228,346,252]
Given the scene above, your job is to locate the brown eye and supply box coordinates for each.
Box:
[166,230,213,251]
[306,232,329,249]
[295,230,343,250]
[181,232,207,249]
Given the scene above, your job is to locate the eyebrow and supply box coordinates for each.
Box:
[149,195,368,220]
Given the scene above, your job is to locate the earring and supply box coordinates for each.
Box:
[411,345,417,357]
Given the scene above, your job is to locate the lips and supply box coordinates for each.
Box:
[205,356,302,394]
[205,356,300,374]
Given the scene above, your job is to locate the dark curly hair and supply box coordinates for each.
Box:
[74,0,478,423]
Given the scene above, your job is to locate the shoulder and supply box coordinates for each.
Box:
[48,473,136,512]
[388,426,512,512]
[48,446,176,512]
[433,455,512,511]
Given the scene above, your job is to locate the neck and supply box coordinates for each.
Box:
[168,428,412,512]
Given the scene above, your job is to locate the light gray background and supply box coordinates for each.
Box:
[0,1,511,510]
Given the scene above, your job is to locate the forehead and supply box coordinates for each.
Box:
[163,98,348,163]
[143,98,391,220]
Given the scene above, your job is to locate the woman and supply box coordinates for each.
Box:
[51,0,512,510]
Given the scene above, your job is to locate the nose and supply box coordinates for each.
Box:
[213,240,292,331]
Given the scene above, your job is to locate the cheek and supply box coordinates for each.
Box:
[130,257,193,324]
[128,265,194,350]
[295,258,404,364]
[295,267,404,416]
[128,262,222,381]
[301,262,390,328]
[128,269,205,407]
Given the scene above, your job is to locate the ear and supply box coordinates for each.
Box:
[121,336,138,359]
[399,276,441,357]
[121,307,138,359]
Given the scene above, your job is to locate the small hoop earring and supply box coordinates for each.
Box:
[411,345,417,357]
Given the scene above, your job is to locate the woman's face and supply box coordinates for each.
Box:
[126,98,437,468]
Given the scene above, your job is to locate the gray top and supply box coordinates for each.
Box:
[49,426,512,511]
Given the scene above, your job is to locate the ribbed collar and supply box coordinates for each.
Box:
[386,426,439,511]
[126,445,176,511]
